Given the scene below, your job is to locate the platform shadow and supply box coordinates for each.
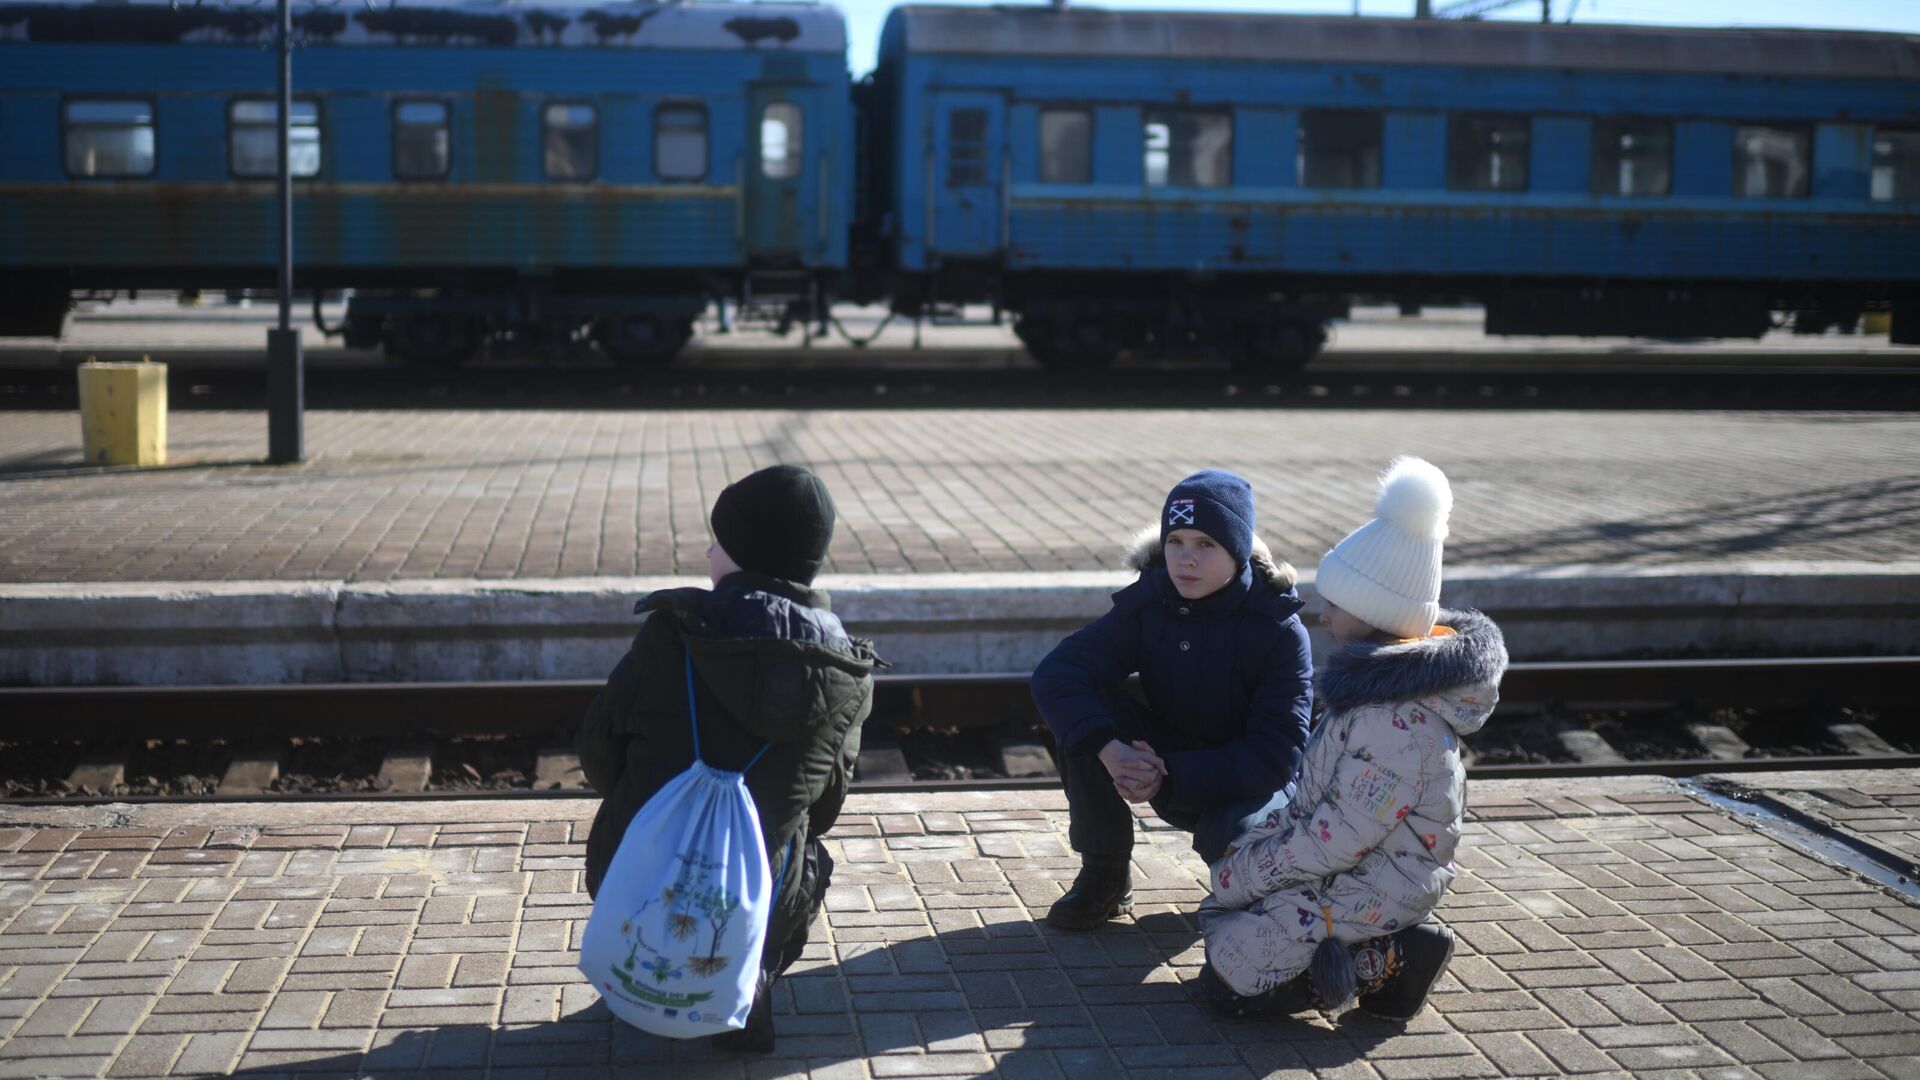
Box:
[217,903,1386,1079]
[1450,474,1920,565]
[0,453,267,481]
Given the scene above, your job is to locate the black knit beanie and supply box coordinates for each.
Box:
[709,465,837,586]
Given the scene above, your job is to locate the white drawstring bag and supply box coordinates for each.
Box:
[579,652,779,1037]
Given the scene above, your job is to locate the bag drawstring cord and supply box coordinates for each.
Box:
[686,650,795,898]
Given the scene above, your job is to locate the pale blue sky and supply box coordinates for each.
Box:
[834,0,1920,75]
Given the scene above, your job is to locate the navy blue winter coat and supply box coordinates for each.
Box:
[1032,531,1314,807]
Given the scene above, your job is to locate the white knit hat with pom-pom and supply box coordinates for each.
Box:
[1315,457,1452,639]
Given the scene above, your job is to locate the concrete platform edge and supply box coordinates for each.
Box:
[4,561,1917,686]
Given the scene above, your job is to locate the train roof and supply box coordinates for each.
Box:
[0,0,845,51]
[884,5,1920,81]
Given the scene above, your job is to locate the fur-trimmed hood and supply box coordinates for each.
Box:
[1317,608,1506,732]
[1123,523,1298,592]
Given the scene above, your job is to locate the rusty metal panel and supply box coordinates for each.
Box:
[1005,196,1920,282]
[0,0,847,54]
[893,6,1920,81]
[0,185,740,269]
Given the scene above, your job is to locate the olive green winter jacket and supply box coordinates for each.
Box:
[578,572,881,970]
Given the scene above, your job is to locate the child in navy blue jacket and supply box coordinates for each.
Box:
[1032,470,1314,931]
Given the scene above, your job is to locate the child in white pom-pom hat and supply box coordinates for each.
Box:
[1194,457,1508,1023]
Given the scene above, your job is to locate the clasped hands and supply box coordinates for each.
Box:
[1097,738,1165,804]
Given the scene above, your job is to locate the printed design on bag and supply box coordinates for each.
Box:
[1168,499,1195,526]
[604,847,742,1009]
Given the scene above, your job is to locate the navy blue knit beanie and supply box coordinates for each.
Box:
[1160,469,1256,567]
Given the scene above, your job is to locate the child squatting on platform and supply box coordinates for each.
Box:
[577,465,882,1053]
[1197,456,1507,1021]
[1031,469,1316,931]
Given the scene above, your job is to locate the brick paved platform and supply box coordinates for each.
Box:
[2,773,1918,1079]
[3,408,1917,582]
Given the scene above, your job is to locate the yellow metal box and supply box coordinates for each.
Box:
[77,361,167,467]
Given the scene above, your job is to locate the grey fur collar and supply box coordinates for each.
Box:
[1317,608,1508,715]
[1122,523,1298,591]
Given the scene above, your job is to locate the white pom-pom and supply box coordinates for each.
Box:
[1373,456,1452,540]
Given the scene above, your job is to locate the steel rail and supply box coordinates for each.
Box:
[3,364,1917,414]
[4,657,1916,741]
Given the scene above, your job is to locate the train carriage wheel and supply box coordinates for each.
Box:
[1234,319,1325,374]
[594,313,692,365]
[1016,315,1118,371]
[392,314,479,368]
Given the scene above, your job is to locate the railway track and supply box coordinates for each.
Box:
[3,656,1916,803]
[2,362,1917,411]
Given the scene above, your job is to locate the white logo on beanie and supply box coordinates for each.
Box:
[1168,499,1195,526]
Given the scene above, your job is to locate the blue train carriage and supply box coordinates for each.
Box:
[0,0,853,364]
[863,5,1920,370]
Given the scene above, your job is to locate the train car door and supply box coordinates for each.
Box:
[747,84,820,263]
[928,91,1004,260]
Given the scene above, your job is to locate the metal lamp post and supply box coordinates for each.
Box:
[266,0,304,463]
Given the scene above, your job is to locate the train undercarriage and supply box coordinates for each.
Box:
[1008,295,1342,372]
[6,273,1919,365]
[336,291,707,366]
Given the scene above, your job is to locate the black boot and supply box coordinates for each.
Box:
[711,971,776,1053]
[1359,922,1456,1021]
[1045,855,1132,931]
[1196,964,1314,1020]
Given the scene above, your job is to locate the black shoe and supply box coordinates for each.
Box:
[1197,964,1314,1019]
[1045,856,1132,931]
[1359,923,1456,1020]
[711,971,776,1053]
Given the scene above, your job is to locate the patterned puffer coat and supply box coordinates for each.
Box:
[1199,608,1506,996]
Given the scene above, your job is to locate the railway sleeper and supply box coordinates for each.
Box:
[1551,725,1632,766]
[65,747,130,796]
[377,745,434,793]
[218,743,284,795]
[1827,722,1901,757]
[534,743,586,791]
[855,740,913,783]
[1682,721,1755,762]
[997,738,1058,781]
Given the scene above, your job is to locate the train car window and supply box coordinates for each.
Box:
[1039,108,1092,184]
[1871,128,1920,201]
[1298,110,1381,189]
[655,105,708,182]
[393,101,450,181]
[1733,125,1810,198]
[62,100,155,178]
[948,108,990,186]
[543,103,598,181]
[229,100,321,179]
[1447,114,1530,192]
[761,102,802,179]
[1143,110,1231,188]
[1591,119,1672,197]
